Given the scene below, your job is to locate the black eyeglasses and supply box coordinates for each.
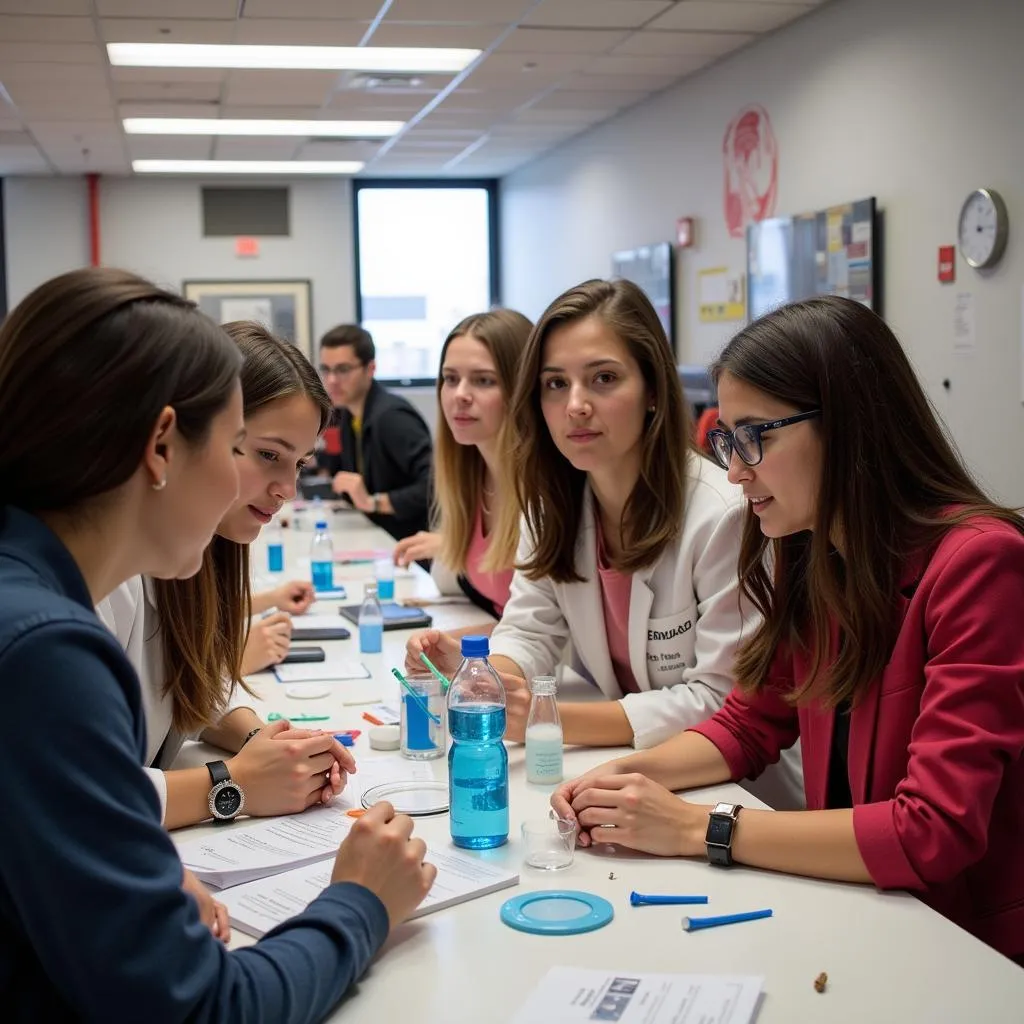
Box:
[706,410,821,469]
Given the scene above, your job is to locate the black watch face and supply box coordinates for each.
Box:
[213,785,242,818]
[707,817,733,844]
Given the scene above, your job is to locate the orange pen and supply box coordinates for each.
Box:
[362,712,384,726]
[346,809,367,818]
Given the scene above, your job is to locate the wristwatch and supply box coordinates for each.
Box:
[705,802,742,866]
[206,760,245,821]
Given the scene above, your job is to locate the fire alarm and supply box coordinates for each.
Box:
[676,217,695,249]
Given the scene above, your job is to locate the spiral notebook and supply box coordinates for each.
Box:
[337,603,432,631]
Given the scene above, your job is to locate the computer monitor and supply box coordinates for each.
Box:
[678,364,716,415]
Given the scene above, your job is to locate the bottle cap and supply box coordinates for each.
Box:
[461,634,489,658]
[364,581,379,597]
[315,520,328,530]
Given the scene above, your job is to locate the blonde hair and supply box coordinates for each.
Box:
[432,309,533,575]
[494,278,694,583]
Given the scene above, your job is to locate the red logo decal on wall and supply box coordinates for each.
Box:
[722,104,779,239]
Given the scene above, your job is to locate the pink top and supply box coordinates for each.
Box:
[595,516,639,694]
[464,503,514,616]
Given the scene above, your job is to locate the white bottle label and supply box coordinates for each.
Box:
[525,722,564,783]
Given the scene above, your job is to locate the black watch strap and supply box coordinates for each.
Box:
[206,760,231,786]
[705,802,742,867]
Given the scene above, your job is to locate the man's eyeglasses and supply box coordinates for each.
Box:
[706,410,821,469]
[318,363,363,379]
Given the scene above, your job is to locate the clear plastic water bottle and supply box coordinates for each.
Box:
[310,519,334,592]
[447,635,508,849]
[265,516,284,574]
[358,581,383,654]
[525,676,564,784]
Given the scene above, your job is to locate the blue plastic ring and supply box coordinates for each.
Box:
[500,890,614,936]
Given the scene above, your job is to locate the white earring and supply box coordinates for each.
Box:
[152,478,167,492]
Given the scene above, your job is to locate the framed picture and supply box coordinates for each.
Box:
[182,279,313,358]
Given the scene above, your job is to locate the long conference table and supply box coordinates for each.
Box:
[171,504,1024,1023]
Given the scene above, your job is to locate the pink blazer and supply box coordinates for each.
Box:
[692,518,1024,961]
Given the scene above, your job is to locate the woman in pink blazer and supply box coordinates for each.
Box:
[553,295,1024,965]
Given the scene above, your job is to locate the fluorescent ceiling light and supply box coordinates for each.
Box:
[124,117,402,138]
[107,43,479,74]
[132,160,364,175]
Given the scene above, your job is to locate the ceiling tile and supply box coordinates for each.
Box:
[212,136,306,160]
[109,66,227,83]
[512,106,606,126]
[496,27,632,53]
[522,0,673,30]
[127,135,214,159]
[326,90,435,116]
[0,15,95,42]
[233,19,367,45]
[119,101,224,118]
[111,79,224,102]
[565,71,677,92]
[96,0,237,17]
[30,118,120,149]
[529,88,638,111]
[50,148,130,174]
[299,138,381,160]
[647,2,815,34]
[366,23,505,49]
[223,69,341,106]
[438,86,555,111]
[0,146,52,173]
[0,62,109,84]
[0,42,101,64]
[0,0,90,13]
[583,52,713,75]
[466,50,589,86]
[416,109,507,130]
[385,0,536,22]
[100,18,236,44]
[5,81,114,119]
[611,30,756,57]
[242,0,384,17]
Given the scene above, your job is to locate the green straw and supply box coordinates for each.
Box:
[419,651,451,693]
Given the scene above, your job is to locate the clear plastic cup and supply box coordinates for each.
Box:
[399,673,446,760]
[521,817,577,870]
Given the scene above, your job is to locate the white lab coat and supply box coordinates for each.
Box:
[489,452,804,809]
[95,576,252,822]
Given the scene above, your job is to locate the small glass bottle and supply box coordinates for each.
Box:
[309,519,334,592]
[265,516,284,574]
[358,581,383,654]
[524,676,564,784]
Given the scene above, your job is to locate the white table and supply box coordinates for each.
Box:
[172,507,1024,1023]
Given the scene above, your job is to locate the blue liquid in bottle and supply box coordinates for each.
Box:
[447,635,509,849]
[358,582,383,654]
[310,519,334,593]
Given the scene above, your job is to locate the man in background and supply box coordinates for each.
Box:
[316,324,433,544]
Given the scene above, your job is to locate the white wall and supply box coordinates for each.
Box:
[3,175,438,430]
[501,0,1024,503]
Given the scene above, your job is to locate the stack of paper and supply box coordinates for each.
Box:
[273,658,371,684]
[219,848,519,938]
[179,760,433,888]
[511,969,763,1024]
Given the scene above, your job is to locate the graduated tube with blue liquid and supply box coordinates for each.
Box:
[447,634,509,849]
[265,517,284,574]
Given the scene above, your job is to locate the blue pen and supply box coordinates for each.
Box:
[630,891,708,907]
[681,909,773,932]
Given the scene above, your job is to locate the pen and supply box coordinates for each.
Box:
[418,652,451,693]
[681,909,773,932]
[334,730,361,746]
[630,891,708,906]
[362,712,385,726]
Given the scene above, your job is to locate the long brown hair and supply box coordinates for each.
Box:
[715,295,1024,707]
[0,267,240,512]
[155,323,332,732]
[497,278,694,583]
[433,309,533,575]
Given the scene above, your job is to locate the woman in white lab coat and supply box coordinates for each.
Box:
[409,279,803,808]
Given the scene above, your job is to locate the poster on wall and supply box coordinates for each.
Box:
[722,104,779,239]
[698,267,746,322]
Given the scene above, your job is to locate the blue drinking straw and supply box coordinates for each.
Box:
[391,667,441,725]
[681,909,773,932]
[630,891,708,907]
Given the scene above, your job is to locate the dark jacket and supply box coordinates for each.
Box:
[0,506,388,1022]
[323,380,433,541]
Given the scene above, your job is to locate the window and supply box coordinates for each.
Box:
[353,180,499,384]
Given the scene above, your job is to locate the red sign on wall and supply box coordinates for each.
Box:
[938,245,955,283]
[235,236,260,258]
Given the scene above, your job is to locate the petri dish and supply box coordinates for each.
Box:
[360,779,449,816]
[499,890,614,936]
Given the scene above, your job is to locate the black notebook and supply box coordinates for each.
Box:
[337,603,433,631]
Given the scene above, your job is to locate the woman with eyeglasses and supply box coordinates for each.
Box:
[553,295,1024,965]
[410,279,804,811]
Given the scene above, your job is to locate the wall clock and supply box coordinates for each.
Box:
[958,188,1009,269]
